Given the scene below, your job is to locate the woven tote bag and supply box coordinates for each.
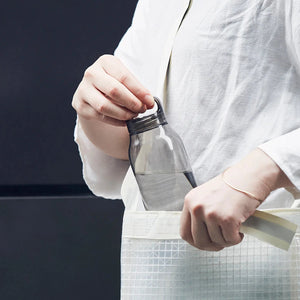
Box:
[120,169,300,299]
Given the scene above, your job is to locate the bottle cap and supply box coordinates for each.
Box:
[126,97,167,135]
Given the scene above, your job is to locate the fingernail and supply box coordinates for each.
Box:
[139,104,147,113]
[144,94,155,108]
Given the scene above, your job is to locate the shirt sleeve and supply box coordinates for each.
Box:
[74,119,130,199]
[113,0,160,92]
[258,128,300,198]
[259,2,300,198]
[285,0,300,75]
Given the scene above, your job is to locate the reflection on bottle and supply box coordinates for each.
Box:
[184,171,197,188]
[136,171,197,211]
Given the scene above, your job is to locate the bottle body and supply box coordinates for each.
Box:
[128,123,196,211]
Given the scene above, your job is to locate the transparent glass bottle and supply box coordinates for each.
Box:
[126,97,197,211]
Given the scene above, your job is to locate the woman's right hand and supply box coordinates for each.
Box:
[72,54,154,127]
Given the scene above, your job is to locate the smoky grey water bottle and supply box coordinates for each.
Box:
[126,97,197,211]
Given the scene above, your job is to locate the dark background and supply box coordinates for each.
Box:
[0,0,137,299]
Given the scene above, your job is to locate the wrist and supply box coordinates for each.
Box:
[253,148,293,190]
[242,148,281,191]
[225,148,287,201]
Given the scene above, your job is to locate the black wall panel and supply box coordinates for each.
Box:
[0,196,124,300]
[0,1,138,299]
[0,0,138,185]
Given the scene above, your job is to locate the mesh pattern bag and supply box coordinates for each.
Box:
[121,210,300,299]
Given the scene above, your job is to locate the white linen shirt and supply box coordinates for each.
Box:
[74,0,300,209]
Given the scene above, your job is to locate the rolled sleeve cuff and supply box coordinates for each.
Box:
[74,119,130,199]
[258,128,300,198]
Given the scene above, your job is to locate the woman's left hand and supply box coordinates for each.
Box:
[180,148,293,251]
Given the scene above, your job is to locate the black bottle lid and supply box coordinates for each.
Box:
[126,97,167,135]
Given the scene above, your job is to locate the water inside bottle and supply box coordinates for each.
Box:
[136,171,197,211]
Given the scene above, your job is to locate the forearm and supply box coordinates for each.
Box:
[78,116,130,160]
[225,148,294,201]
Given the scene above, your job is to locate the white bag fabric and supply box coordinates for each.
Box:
[121,210,300,299]
[120,170,300,299]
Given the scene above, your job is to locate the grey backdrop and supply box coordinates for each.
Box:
[0,0,138,299]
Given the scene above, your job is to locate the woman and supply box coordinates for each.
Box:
[72,0,300,297]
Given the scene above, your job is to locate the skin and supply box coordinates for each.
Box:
[72,54,294,251]
[72,54,154,160]
[180,148,293,251]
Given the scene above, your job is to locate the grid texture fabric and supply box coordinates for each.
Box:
[121,210,300,299]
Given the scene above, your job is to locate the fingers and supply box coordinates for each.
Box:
[73,54,155,126]
[205,212,243,246]
[73,98,127,127]
[180,204,224,251]
[180,205,193,244]
[100,55,154,108]
[82,81,139,120]
[192,219,224,251]
[182,208,242,250]
[73,81,138,125]
[181,208,240,250]
[220,219,244,245]
[205,219,226,245]
[86,68,146,113]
